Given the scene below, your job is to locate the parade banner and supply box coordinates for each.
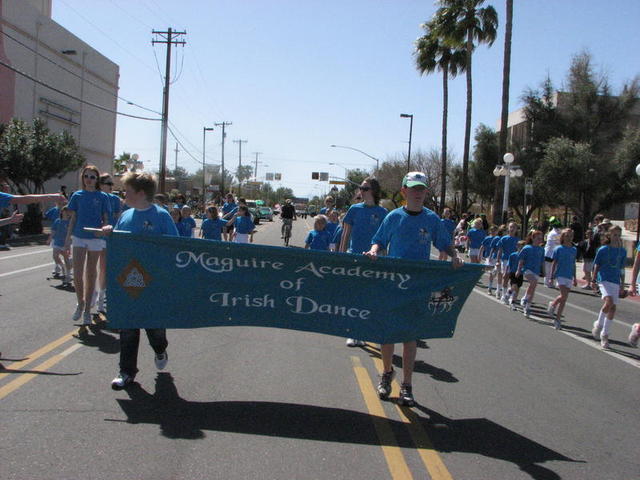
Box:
[106,232,484,344]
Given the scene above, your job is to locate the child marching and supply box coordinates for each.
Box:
[49,206,73,287]
[505,240,525,309]
[200,206,228,241]
[548,229,578,329]
[516,230,545,318]
[496,222,519,302]
[466,218,487,264]
[305,215,332,251]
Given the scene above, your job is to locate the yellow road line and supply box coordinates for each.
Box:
[369,355,454,480]
[350,356,413,480]
[0,343,81,400]
[0,330,76,382]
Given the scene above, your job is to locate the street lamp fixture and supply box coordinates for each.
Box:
[329,144,380,171]
[400,113,413,172]
[493,153,523,224]
[202,127,214,205]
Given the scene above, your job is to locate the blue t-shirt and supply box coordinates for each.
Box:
[51,218,70,248]
[441,218,456,239]
[467,228,487,249]
[325,221,339,239]
[67,190,110,238]
[44,206,60,221]
[594,245,626,284]
[332,225,343,246]
[518,244,545,274]
[107,193,121,225]
[480,235,494,258]
[179,216,196,237]
[235,215,254,234]
[498,235,519,260]
[343,203,388,254]
[0,192,12,209]
[222,202,237,216]
[305,229,332,250]
[201,218,227,241]
[507,251,520,274]
[115,204,179,236]
[489,235,501,259]
[372,207,450,261]
[552,245,577,279]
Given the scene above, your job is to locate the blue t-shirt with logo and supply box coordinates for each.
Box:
[594,245,626,284]
[305,229,332,250]
[179,216,196,237]
[481,235,494,258]
[343,203,388,254]
[67,190,111,238]
[51,218,70,248]
[44,206,60,221]
[498,235,519,260]
[372,207,450,261]
[235,215,254,234]
[552,245,577,279]
[507,251,520,274]
[518,244,545,274]
[467,228,487,249]
[201,218,227,241]
[115,204,178,236]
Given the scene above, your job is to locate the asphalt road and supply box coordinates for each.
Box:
[1,217,639,480]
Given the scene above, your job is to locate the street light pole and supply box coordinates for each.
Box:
[329,144,380,171]
[493,153,522,224]
[202,127,214,206]
[400,113,413,172]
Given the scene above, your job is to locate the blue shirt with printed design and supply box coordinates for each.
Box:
[67,190,110,238]
[201,218,227,240]
[305,229,332,250]
[115,204,178,236]
[594,245,626,284]
[518,245,545,274]
[467,228,487,249]
[372,207,450,261]
[552,245,577,279]
[343,203,388,254]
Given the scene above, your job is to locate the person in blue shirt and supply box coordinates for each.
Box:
[496,222,520,302]
[43,196,67,277]
[305,215,332,251]
[438,207,456,260]
[200,206,228,241]
[329,214,344,252]
[325,210,339,240]
[180,205,196,237]
[221,193,237,241]
[228,205,255,243]
[548,229,578,329]
[516,230,545,318]
[48,206,72,287]
[170,207,186,236]
[466,217,487,264]
[480,225,502,295]
[64,165,111,326]
[504,240,525,309]
[98,172,179,390]
[591,225,626,349]
[319,196,334,215]
[365,171,462,407]
[339,177,388,348]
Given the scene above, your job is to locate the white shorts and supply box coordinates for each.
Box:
[556,276,573,288]
[501,262,509,276]
[582,260,593,273]
[599,281,620,304]
[523,270,539,282]
[469,248,480,257]
[71,236,105,252]
[234,233,250,244]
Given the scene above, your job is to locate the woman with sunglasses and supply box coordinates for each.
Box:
[64,165,111,325]
[339,177,388,347]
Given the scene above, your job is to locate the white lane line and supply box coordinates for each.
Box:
[60,343,82,357]
[471,287,640,369]
[0,249,51,260]
[0,262,54,277]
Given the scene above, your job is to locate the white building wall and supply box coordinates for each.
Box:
[0,0,118,192]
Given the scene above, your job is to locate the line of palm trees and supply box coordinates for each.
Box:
[414,0,513,219]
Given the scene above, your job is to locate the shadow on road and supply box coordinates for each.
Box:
[72,321,120,355]
[110,373,579,479]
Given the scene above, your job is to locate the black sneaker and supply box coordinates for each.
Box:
[377,369,395,399]
[111,372,134,390]
[397,383,415,407]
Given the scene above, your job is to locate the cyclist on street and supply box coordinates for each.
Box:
[280,199,297,239]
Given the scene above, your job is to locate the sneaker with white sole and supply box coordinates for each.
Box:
[377,369,395,400]
[628,323,639,347]
[82,311,92,326]
[111,372,134,390]
[346,338,364,347]
[72,303,85,322]
[592,321,602,341]
[154,351,168,370]
[501,294,510,305]
[397,383,416,407]
[600,335,610,349]
[509,297,516,310]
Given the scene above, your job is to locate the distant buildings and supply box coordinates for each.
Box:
[0,0,119,191]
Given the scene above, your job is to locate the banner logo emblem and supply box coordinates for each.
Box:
[428,287,457,313]
[117,259,152,299]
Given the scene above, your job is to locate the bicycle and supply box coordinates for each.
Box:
[283,221,292,246]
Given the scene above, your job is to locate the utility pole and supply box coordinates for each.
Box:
[174,142,180,171]
[152,28,186,194]
[253,152,263,181]
[233,139,248,196]
[214,121,232,196]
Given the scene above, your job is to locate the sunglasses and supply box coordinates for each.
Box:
[83,174,97,180]
[359,186,372,192]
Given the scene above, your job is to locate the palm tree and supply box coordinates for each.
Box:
[436,0,498,213]
[414,19,466,213]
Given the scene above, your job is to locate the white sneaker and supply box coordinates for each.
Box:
[72,303,84,322]
[520,298,528,307]
[592,320,602,341]
[628,323,640,347]
[82,311,92,326]
[509,297,515,310]
[553,317,561,330]
[346,338,365,347]
[600,335,610,349]
[547,301,556,315]
[111,372,134,390]
[154,351,168,370]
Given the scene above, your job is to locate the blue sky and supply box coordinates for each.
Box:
[52,0,640,198]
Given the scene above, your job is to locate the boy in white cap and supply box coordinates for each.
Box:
[365,172,463,406]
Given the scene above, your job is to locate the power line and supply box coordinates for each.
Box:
[0,58,160,121]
